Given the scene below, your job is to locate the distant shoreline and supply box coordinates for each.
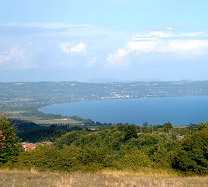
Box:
[39,95,208,126]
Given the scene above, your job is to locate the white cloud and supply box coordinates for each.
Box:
[132,31,208,41]
[126,39,208,54]
[0,48,34,70]
[126,41,158,53]
[132,31,173,40]
[106,30,208,67]
[106,48,129,67]
[59,42,87,54]
[86,56,97,67]
[70,43,86,53]
[168,40,208,52]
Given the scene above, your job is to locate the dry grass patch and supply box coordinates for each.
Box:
[33,118,80,125]
[100,168,179,178]
[1,169,208,187]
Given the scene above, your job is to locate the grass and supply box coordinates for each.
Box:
[33,118,81,125]
[2,110,82,125]
[1,169,208,187]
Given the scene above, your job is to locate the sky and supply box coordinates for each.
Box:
[1,0,208,82]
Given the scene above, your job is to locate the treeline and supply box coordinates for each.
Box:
[9,118,194,143]
[11,109,111,126]
[1,117,208,175]
[8,118,87,142]
[17,125,84,143]
[9,118,112,142]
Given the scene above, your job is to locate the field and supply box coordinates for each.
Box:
[32,118,81,125]
[1,169,208,187]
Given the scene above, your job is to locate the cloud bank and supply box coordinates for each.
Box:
[106,31,208,67]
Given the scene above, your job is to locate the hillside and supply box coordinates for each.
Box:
[1,81,208,112]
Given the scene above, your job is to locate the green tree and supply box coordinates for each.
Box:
[163,122,173,133]
[0,117,23,166]
[55,131,84,149]
[196,122,208,131]
[143,122,149,127]
[171,126,208,175]
[120,150,152,170]
[123,124,138,142]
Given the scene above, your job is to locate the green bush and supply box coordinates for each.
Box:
[152,149,173,168]
[17,144,114,172]
[17,145,80,171]
[55,131,84,149]
[119,150,152,170]
[171,127,208,175]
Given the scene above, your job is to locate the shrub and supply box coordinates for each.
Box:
[120,150,152,170]
[17,145,79,171]
[171,127,208,175]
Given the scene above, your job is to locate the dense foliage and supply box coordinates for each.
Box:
[17,124,180,172]
[171,123,208,175]
[7,118,85,143]
[0,117,23,166]
[2,117,208,175]
[17,125,85,143]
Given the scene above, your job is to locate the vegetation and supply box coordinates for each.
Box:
[2,169,208,187]
[171,123,208,175]
[8,118,104,142]
[17,125,87,143]
[1,117,208,177]
[0,117,23,166]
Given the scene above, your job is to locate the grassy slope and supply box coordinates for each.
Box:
[1,169,208,187]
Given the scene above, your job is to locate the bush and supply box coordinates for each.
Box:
[17,145,79,171]
[17,145,113,172]
[120,150,152,170]
[171,127,208,175]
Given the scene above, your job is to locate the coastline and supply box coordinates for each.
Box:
[38,95,208,126]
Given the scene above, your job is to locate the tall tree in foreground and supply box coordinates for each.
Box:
[0,116,23,166]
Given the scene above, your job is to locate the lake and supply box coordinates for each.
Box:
[39,96,208,126]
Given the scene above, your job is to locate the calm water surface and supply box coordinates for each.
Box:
[39,96,208,126]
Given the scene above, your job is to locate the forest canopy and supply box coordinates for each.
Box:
[1,116,208,175]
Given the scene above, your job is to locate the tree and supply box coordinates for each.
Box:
[196,122,208,131]
[82,119,95,125]
[55,131,82,149]
[163,122,173,133]
[120,150,152,170]
[123,124,138,142]
[0,116,23,165]
[171,126,208,175]
[143,122,149,127]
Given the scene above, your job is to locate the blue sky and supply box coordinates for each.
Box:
[1,0,208,82]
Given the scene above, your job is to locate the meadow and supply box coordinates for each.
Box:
[1,169,208,187]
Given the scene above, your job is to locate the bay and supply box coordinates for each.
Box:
[39,96,208,126]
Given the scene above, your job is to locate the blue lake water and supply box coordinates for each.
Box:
[39,96,208,126]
